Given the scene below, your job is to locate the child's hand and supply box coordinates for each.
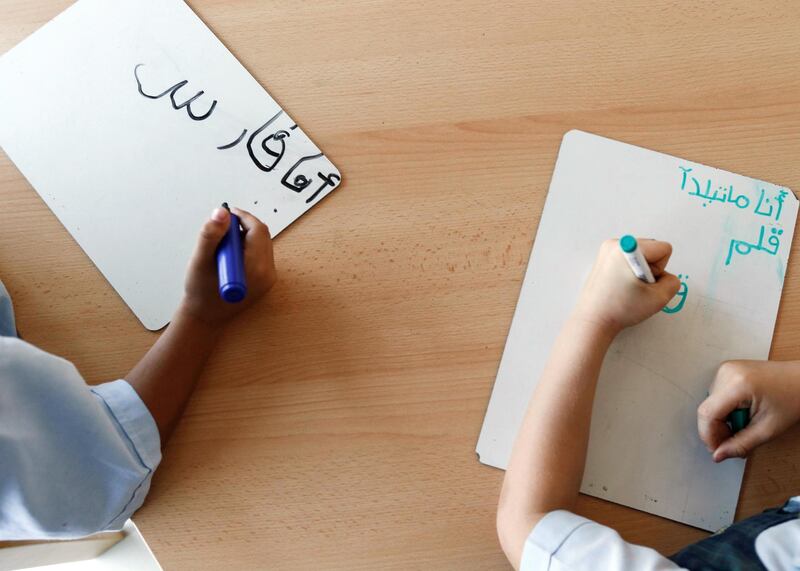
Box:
[178,206,277,328]
[573,239,680,335]
[698,360,800,462]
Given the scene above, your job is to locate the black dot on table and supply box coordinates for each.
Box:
[254,200,258,205]
[273,208,278,213]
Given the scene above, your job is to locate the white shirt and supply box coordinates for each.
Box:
[0,336,161,540]
[521,506,800,571]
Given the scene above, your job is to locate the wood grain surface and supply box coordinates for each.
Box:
[1,1,799,569]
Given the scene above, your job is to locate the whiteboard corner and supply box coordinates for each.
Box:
[475,441,507,471]
[141,315,169,332]
[561,128,586,144]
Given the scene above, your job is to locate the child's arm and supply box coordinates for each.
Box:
[126,206,277,444]
[497,239,679,569]
[698,359,800,462]
[0,207,275,540]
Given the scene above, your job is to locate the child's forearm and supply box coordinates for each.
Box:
[497,312,617,567]
[125,303,223,445]
[121,207,276,448]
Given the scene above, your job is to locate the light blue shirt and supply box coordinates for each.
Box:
[521,504,800,570]
[0,280,161,540]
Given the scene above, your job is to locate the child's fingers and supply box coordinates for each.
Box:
[231,207,276,285]
[192,207,230,264]
[701,419,733,456]
[697,385,749,452]
[231,207,271,248]
[638,239,672,275]
[654,271,680,303]
[712,418,772,462]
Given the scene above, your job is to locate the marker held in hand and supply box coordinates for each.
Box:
[216,202,247,303]
[619,235,656,284]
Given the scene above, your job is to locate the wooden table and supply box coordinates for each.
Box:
[2,1,800,568]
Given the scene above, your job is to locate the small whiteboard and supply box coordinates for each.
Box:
[0,0,341,330]
[17,520,161,571]
[477,130,797,531]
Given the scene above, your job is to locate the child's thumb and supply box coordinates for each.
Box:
[193,208,230,262]
[655,272,681,303]
[713,420,770,462]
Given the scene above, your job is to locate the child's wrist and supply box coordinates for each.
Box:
[174,300,227,336]
[568,309,622,342]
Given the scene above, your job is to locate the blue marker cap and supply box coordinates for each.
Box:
[620,234,638,253]
[216,203,247,303]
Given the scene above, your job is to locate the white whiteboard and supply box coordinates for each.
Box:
[0,0,341,330]
[476,130,797,531]
[20,520,161,571]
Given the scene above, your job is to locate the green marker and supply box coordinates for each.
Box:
[727,408,750,434]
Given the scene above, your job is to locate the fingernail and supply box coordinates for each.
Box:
[211,208,227,222]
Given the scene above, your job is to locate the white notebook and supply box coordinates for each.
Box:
[477,130,797,531]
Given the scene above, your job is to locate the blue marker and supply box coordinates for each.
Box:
[620,235,656,284]
[216,203,247,303]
